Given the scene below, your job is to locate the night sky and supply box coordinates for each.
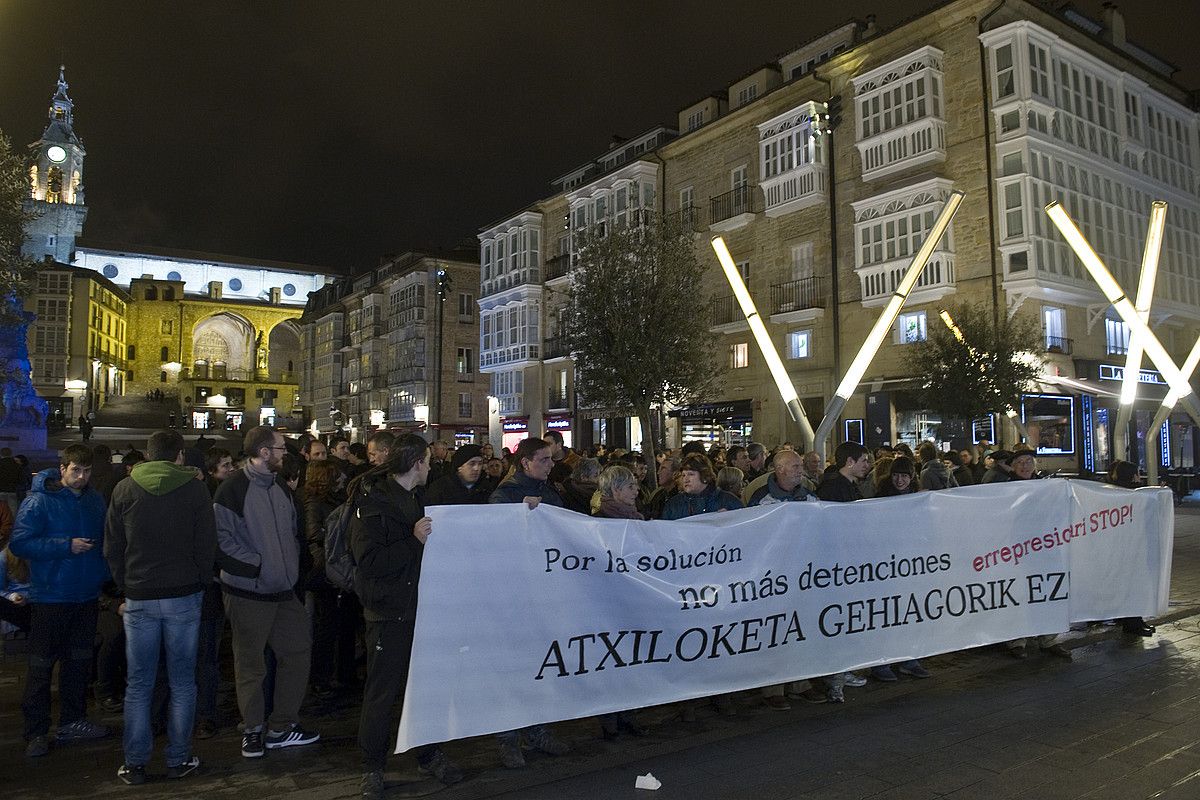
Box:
[1,1,1196,273]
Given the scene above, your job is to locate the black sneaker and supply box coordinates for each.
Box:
[117,764,147,785]
[265,724,320,749]
[25,735,49,758]
[166,755,200,779]
[418,748,464,785]
[242,730,265,758]
[56,719,111,742]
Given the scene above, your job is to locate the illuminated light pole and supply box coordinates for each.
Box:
[1146,334,1200,485]
[938,308,1030,442]
[712,235,815,450]
[1046,202,1200,428]
[1114,201,1168,461]
[811,190,966,456]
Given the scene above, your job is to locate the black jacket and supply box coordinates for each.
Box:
[424,473,491,506]
[349,477,425,623]
[104,461,217,600]
[489,472,564,506]
[816,472,863,502]
[303,493,339,590]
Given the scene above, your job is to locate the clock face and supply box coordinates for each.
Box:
[47,146,66,163]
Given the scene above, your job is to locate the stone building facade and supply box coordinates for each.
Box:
[477,0,1200,473]
[298,250,489,444]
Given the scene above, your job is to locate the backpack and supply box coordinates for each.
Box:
[323,499,358,592]
[323,466,389,591]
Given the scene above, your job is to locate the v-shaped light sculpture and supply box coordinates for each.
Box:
[711,235,817,450]
[1145,332,1200,484]
[1045,201,1200,427]
[1113,201,1168,460]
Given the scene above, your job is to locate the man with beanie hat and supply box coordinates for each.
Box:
[424,445,490,506]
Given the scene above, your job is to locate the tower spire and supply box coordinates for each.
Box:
[47,65,76,137]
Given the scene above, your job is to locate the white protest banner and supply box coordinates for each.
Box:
[396,480,1172,751]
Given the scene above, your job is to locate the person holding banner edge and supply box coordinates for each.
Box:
[349,434,464,798]
[488,437,573,768]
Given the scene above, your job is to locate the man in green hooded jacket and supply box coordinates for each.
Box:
[105,430,216,785]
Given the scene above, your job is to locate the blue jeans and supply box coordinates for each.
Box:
[123,592,203,767]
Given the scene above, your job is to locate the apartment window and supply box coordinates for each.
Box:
[788,330,811,359]
[859,207,942,266]
[679,186,694,212]
[731,165,748,191]
[760,110,817,179]
[1043,306,1066,351]
[127,345,136,360]
[856,48,943,140]
[1105,318,1130,355]
[458,293,474,321]
[994,44,1015,99]
[456,348,473,374]
[458,392,472,418]
[160,346,170,361]
[1028,42,1050,100]
[737,84,758,107]
[898,311,927,344]
[737,260,750,283]
[791,242,814,281]
[1003,182,1024,239]
[730,342,749,369]
[686,110,705,131]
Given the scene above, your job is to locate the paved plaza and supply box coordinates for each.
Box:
[4,498,1200,800]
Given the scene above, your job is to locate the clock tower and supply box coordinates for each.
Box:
[23,66,88,264]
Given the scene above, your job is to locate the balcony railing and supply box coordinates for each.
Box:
[1044,336,1074,355]
[857,117,946,181]
[480,343,540,368]
[761,163,828,217]
[544,254,571,283]
[709,185,759,226]
[548,392,570,410]
[710,294,744,328]
[857,251,956,306]
[770,276,826,315]
[481,268,541,298]
[543,335,570,360]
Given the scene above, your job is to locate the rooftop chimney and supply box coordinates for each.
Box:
[863,14,877,38]
[1101,2,1126,48]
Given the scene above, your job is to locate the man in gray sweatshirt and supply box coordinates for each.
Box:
[214,426,319,759]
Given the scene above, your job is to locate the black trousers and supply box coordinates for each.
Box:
[310,589,361,687]
[23,601,98,739]
[93,603,125,700]
[0,595,31,631]
[358,618,436,772]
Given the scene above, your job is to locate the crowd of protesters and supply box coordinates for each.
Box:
[0,428,1159,797]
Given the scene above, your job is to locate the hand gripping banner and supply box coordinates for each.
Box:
[396,480,1172,751]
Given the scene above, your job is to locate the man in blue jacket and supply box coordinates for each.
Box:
[10,444,111,758]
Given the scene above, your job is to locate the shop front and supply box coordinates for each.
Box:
[669,399,753,447]
[544,415,573,449]
[501,416,530,453]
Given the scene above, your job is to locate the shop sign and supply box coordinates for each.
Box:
[1098,364,1167,385]
[502,417,529,433]
[669,399,753,421]
[545,417,571,431]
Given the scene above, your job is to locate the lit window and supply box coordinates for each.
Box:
[898,311,927,343]
[1105,318,1130,355]
[730,342,749,369]
[788,330,811,359]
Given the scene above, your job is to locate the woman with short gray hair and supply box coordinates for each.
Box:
[596,465,642,520]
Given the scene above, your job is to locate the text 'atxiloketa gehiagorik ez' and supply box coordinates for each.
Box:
[532,527,1082,681]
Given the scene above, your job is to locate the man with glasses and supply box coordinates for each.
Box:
[214,427,319,760]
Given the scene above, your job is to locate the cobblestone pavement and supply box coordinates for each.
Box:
[5,500,1200,800]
